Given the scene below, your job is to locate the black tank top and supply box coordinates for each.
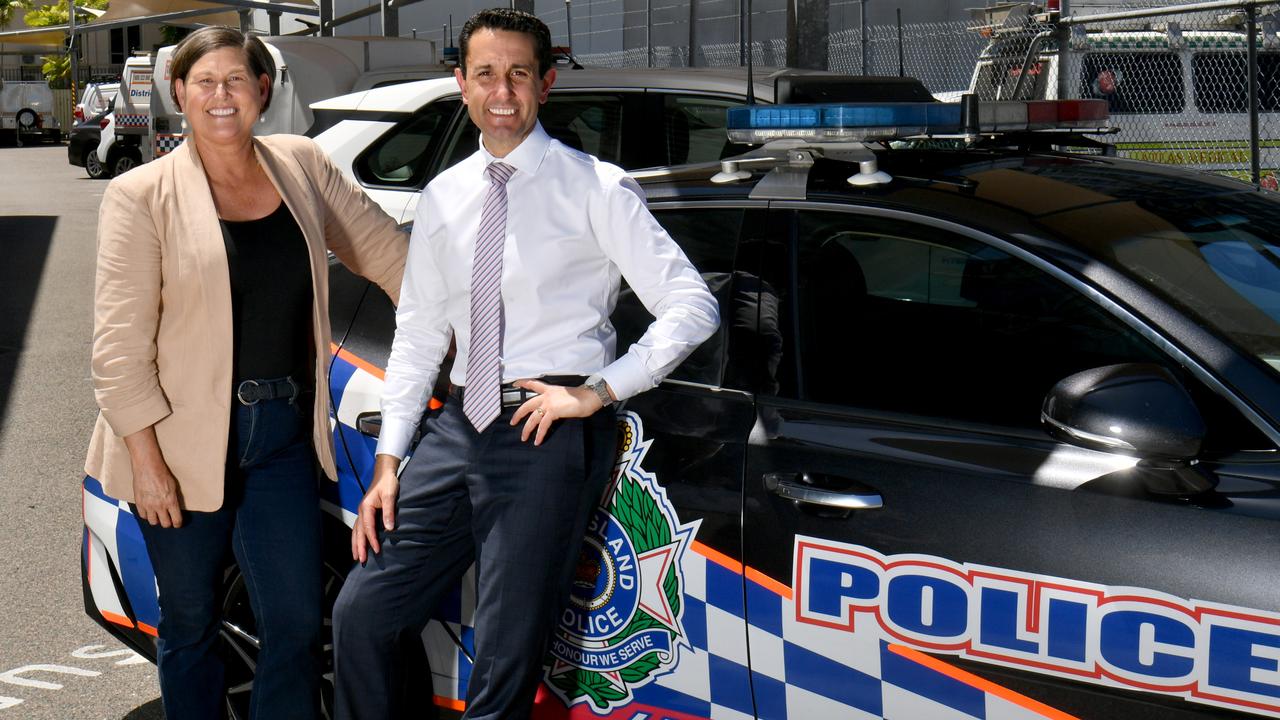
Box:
[220,202,313,384]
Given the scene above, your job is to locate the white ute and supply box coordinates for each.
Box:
[150,35,447,159]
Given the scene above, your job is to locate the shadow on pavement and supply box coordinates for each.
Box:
[0,215,56,431]
[121,697,163,719]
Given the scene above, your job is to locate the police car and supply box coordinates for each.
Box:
[82,77,1280,720]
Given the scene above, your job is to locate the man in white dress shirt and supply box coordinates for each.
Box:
[332,8,719,719]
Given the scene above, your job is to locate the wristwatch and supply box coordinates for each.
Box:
[585,374,614,407]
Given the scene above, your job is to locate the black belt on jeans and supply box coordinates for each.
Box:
[450,375,587,408]
[236,376,302,406]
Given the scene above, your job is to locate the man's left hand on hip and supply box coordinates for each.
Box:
[510,378,609,445]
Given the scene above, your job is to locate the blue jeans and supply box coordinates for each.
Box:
[137,392,323,720]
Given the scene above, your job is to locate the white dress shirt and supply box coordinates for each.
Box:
[376,123,720,458]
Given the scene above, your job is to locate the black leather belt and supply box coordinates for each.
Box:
[451,375,587,408]
[236,376,302,406]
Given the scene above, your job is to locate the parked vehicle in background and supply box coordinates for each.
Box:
[74,81,119,125]
[953,1,1280,180]
[150,36,447,160]
[0,79,60,144]
[309,66,783,222]
[98,54,153,176]
[68,102,114,179]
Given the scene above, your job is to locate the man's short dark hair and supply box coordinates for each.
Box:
[458,8,553,78]
[169,26,276,113]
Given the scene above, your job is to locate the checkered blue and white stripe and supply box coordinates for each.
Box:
[115,113,149,129]
[155,133,185,156]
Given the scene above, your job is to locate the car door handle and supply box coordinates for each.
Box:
[763,472,883,509]
[356,411,382,438]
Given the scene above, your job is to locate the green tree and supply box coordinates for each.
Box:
[0,0,33,28]
[24,0,109,27]
[41,52,69,87]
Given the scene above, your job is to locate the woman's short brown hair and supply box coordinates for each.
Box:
[169,26,276,113]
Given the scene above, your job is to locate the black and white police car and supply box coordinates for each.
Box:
[83,77,1280,720]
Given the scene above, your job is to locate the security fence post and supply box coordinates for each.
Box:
[1248,2,1261,187]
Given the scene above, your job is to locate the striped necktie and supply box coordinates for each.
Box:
[463,161,515,432]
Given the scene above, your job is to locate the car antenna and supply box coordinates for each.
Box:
[744,0,755,105]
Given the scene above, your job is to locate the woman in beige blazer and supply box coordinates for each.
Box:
[85,26,406,720]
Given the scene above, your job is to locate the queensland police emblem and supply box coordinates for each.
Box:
[545,411,699,710]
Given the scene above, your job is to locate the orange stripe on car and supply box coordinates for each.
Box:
[691,540,743,573]
[887,644,1080,720]
[99,610,134,629]
[433,695,466,711]
[745,566,793,600]
[330,344,386,381]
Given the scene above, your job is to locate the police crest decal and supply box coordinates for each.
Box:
[545,411,700,710]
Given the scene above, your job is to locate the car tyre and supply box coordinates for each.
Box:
[219,557,345,720]
[15,109,37,132]
[111,150,140,176]
[85,151,110,179]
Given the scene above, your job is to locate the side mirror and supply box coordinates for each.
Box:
[1041,363,1216,497]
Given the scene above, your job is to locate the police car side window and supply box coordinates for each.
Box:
[355,100,459,188]
[439,94,628,173]
[612,208,744,387]
[782,213,1173,428]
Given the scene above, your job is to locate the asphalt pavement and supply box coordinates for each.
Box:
[0,143,163,719]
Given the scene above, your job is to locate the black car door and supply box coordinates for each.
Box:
[737,205,1280,720]
[557,203,759,717]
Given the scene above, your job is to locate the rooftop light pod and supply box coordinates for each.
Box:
[725,98,1111,144]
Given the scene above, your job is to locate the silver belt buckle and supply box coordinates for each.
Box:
[236,379,262,406]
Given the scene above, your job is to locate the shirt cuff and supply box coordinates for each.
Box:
[375,415,417,460]
[598,352,653,403]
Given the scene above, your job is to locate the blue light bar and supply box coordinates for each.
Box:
[727,102,964,143]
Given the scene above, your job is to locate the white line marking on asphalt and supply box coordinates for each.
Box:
[0,665,100,690]
[71,645,148,666]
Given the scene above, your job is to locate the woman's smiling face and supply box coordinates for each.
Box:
[175,46,270,146]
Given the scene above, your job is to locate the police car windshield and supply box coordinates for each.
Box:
[1043,191,1280,376]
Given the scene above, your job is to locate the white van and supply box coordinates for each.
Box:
[0,80,60,144]
[150,35,446,159]
[955,3,1280,178]
[98,54,155,175]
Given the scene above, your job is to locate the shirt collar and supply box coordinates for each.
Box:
[478,121,550,179]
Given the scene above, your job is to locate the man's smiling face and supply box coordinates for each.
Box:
[455,28,556,158]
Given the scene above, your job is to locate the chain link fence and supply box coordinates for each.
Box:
[570,0,1280,184]
[958,1,1280,185]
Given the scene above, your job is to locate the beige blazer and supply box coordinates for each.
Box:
[85,134,407,512]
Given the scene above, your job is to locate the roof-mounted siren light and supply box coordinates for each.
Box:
[725,102,962,144]
[976,99,1110,131]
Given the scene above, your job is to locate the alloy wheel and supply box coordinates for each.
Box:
[219,561,344,720]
